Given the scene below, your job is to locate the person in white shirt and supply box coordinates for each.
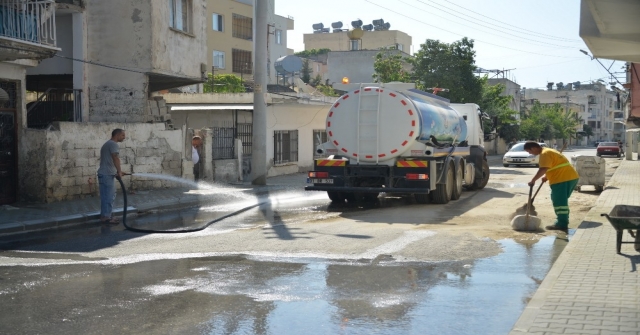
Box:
[192,136,203,181]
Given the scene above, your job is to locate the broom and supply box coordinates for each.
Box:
[511,183,542,231]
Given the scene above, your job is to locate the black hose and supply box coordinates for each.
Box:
[115,176,264,233]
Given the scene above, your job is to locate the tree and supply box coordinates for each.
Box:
[203,73,245,93]
[372,49,411,83]
[519,102,581,142]
[478,79,520,141]
[410,37,483,103]
[301,58,311,84]
[310,74,322,87]
[294,48,331,58]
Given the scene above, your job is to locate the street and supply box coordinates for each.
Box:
[0,148,618,335]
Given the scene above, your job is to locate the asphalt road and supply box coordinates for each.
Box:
[0,147,613,335]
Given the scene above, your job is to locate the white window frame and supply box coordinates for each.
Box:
[275,29,282,44]
[213,50,225,69]
[169,0,191,33]
[212,13,223,32]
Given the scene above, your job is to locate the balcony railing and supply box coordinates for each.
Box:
[0,0,56,47]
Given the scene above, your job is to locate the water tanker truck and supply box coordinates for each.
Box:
[305,82,490,204]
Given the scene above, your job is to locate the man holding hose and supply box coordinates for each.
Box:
[97,129,127,224]
[524,141,579,232]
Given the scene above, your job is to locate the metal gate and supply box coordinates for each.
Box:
[0,81,17,204]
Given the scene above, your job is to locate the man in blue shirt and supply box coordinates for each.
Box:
[97,129,126,224]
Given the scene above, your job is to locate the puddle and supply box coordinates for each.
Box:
[0,236,565,335]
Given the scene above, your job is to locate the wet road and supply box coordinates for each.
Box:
[0,148,606,334]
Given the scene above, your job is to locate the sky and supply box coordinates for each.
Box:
[274,0,625,91]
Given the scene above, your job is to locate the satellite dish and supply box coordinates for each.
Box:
[312,23,324,30]
[347,28,364,40]
[363,24,373,31]
[351,19,362,29]
[331,21,343,29]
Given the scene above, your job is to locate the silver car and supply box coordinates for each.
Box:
[503,142,548,167]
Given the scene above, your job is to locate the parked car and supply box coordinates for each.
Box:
[596,142,621,157]
[503,142,548,167]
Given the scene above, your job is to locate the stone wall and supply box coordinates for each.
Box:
[20,122,186,203]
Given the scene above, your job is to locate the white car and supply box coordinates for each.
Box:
[503,142,548,167]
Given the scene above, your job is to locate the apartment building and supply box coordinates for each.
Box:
[303,20,411,53]
[207,0,294,85]
[524,81,622,144]
[1,0,208,203]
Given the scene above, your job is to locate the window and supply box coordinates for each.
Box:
[313,130,328,158]
[275,29,282,44]
[232,13,252,40]
[274,130,298,164]
[350,39,359,51]
[396,43,403,51]
[213,50,225,69]
[169,0,191,33]
[212,13,223,32]
[212,127,236,159]
[232,49,252,74]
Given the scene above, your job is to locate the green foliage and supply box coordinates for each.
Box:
[372,49,411,83]
[316,84,339,97]
[310,74,323,87]
[520,102,581,141]
[301,58,311,84]
[478,80,519,140]
[410,37,483,103]
[203,73,245,93]
[294,48,331,58]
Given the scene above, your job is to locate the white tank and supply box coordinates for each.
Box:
[326,86,467,163]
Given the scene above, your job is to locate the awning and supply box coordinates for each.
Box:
[170,105,254,111]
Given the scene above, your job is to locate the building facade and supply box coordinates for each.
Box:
[206,0,294,85]
[1,0,208,204]
[303,27,411,54]
[524,81,621,144]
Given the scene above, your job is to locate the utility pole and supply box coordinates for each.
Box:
[251,0,268,185]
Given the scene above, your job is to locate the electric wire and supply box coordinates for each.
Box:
[364,0,583,59]
[428,0,582,43]
[409,0,579,49]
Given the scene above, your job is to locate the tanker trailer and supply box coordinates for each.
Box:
[305,82,490,204]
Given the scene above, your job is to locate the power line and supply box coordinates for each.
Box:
[364,0,583,59]
[437,0,582,43]
[411,0,579,48]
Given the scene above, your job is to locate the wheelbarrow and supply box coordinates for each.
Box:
[601,205,640,254]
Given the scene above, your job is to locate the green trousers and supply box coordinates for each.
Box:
[549,179,579,228]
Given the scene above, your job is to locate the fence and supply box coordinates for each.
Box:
[0,0,57,46]
[26,88,82,129]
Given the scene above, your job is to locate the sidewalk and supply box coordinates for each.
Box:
[511,155,640,334]
[0,173,309,236]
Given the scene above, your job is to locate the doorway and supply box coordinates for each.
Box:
[0,81,18,204]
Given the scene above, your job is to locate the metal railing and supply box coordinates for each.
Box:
[0,0,56,47]
[27,88,82,128]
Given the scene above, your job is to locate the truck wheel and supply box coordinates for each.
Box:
[503,164,509,167]
[451,163,463,200]
[595,185,604,192]
[431,163,453,204]
[467,160,490,190]
[327,191,345,202]
[635,230,640,252]
[414,194,429,204]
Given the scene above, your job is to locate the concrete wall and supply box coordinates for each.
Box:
[327,50,409,85]
[266,102,331,176]
[19,122,186,203]
[27,15,74,75]
[304,30,412,53]
[151,0,207,79]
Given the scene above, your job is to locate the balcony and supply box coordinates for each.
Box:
[0,0,60,61]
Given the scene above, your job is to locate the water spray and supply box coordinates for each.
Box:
[114,174,266,233]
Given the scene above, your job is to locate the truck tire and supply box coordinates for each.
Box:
[431,162,453,204]
[344,192,357,203]
[451,163,463,200]
[467,160,490,190]
[327,191,345,202]
[635,230,640,252]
